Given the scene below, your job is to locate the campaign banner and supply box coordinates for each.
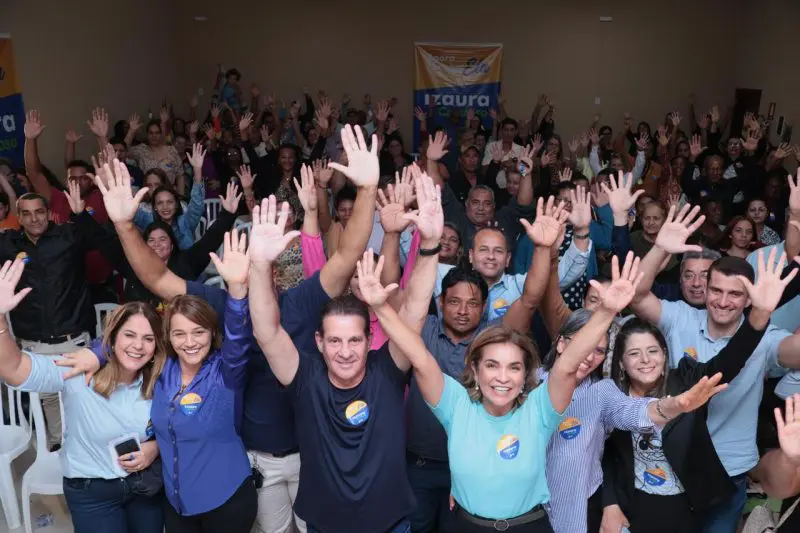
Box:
[413,42,503,150]
[0,37,25,167]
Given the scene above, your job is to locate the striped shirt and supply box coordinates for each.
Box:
[540,372,656,533]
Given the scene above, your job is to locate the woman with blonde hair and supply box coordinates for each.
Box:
[0,258,168,533]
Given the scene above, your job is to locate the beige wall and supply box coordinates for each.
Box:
[173,0,740,144]
[7,0,791,170]
[1,0,180,169]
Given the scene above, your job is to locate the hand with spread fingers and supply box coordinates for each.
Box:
[248,196,301,266]
[654,204,706,254]
[520,196,569,248]
[0,259,33,315]
[328,125,379,188]
[356,251,398,309]
[94,159,149,224]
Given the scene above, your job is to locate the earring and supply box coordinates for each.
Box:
[474,383,479,391]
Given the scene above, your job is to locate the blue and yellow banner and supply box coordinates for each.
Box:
[413,42,503,150]
[0,37,25,167]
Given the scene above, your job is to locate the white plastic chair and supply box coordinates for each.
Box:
[0,387,32,530]
[95,303,120,338]
[204,276,225,290]
[204,199,222,227]
[21,392,64,533]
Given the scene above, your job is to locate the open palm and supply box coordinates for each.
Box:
[328,124,379,187]
[210,229,250,286]
[592,252,643,314]
[356,251,398,308]
[776,395,800,465]
[95,160,148,223]
[249,196,300,265]
[0,259,32,314]
[568,186,592,228]
[378,186,410,234]
[522,196,568,247]
[742,248,798,313]
[675,373,727,413]
[403,172,443,242]
[603,171,643,216]
[655,204,705,254]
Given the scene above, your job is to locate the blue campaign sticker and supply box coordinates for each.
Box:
[179,392,203,416]
[496,434,520,460]
[559,417,582,440]
[345,400,369,426]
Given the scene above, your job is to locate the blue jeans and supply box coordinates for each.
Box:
[406,454,452,532]
[699,473,747,533]
[63,477,164,533]
[308,519,410,533]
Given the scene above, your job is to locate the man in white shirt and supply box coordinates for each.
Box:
[481,117,523,190]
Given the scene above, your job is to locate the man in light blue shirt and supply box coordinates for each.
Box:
[631,225,800,533]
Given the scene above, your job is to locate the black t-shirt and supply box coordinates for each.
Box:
[288,344,414,533]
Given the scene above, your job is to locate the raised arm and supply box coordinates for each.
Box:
[64,130,82,170]
[124,114,141,149]
[425,131,450,188]
[376,169,414,308]
[94,158,186,299]
[312,158,334,234]
[548,253,644,413]
[23,110,55,201]
[785,170,800,260]
[752,395,800,499]
[630,203,705,325]
[0,259,34,386]
[361,253,444,401]
[248,197,302,385]
[319,124,381,297]
[504,196,569,333]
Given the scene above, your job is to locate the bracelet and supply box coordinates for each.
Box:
[418,244,442,256]
[573,232,590,240]
[655,397,673,421]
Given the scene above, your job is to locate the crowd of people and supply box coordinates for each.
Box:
[0,66,799,533]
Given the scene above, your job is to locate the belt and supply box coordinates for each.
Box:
[25,332,87,345]
[270,447,299,458]
[457,505,546,531]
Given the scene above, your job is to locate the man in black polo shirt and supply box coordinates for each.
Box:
[248,167,444,533]
[0,191,97,448]
[92,125,383,533]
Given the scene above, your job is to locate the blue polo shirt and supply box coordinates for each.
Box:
[406,315,496,461]
[658,299,790,475]
[288,344,414,533]
[187,271,330,453]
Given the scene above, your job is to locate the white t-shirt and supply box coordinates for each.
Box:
[482,141,523,189]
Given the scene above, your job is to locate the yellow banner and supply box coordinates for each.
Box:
[0,39,21,99]
[414,43,503,91]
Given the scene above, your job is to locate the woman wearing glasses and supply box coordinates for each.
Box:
[600,249,793,533]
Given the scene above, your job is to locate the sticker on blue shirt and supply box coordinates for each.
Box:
[345,400,369,426]
[145,420,155,439]
[559,417,581,440]
[492,298,510,318]
[180,392,203,416]
[683,347,697,360]
[86,206,95,216]
[496,434,519,459]
[16,252,30,264]
[644,466,667,486]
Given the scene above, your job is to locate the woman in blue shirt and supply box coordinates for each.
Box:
[134,143,207,250]
[365,233,668,530]
[0,257,168,533]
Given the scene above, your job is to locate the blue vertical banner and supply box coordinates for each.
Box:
[0,36,25,167]
[413,42,503,150]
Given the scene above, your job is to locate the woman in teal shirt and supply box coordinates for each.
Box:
[361,201,650,531]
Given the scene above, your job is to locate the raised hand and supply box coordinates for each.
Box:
[738,248,798,313]
[188,120,199,138]
[220,181,242,214]
[588,128,599,146]
[159,106,170,124]
[673,372,727,413]
[789,169,800,215]
[414,106,427,122]
[531,133,544,154]
[249,196,301,265]
[557,167,573,183]
[23,110,46,139]
[64,180,85,214]
[602,171,644,217]
[94,159,148,223]
[520,196,569,248]
[635,133,650,152]
[87,107,109,138]
[356,251,398,308]
[490,142,503,163]
[579,132,590,149]
[328,125,379,187]
[203,124,216,141]
[519,144,536,170]
[775,143,794,160]
[569,185,592,229]
[591,252,644,314]
[128,113,142,134]
[238,112,254,133]
[259,125,270,145]
[375,100,390,123]
[426,131,450,162]
[210,104,221,118]
[710,106,720,124]
[65,130,83,144]
[293,164,318,214]
[209,229,250,287]
[186,143,206,171]
[236,164,256,190]
[655,204,705,254]
[689,134,706,159]
[394,166,416,208]
[776,394,800,466]
[567,137,579,154]
[377,182,410,234]
[744,129,761,152]
[698,114,710,130]
[312,158,333,188]
[0,259,33,314]
[670,111,682,128]
[591,182,609,208]
[403,170,443,243]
